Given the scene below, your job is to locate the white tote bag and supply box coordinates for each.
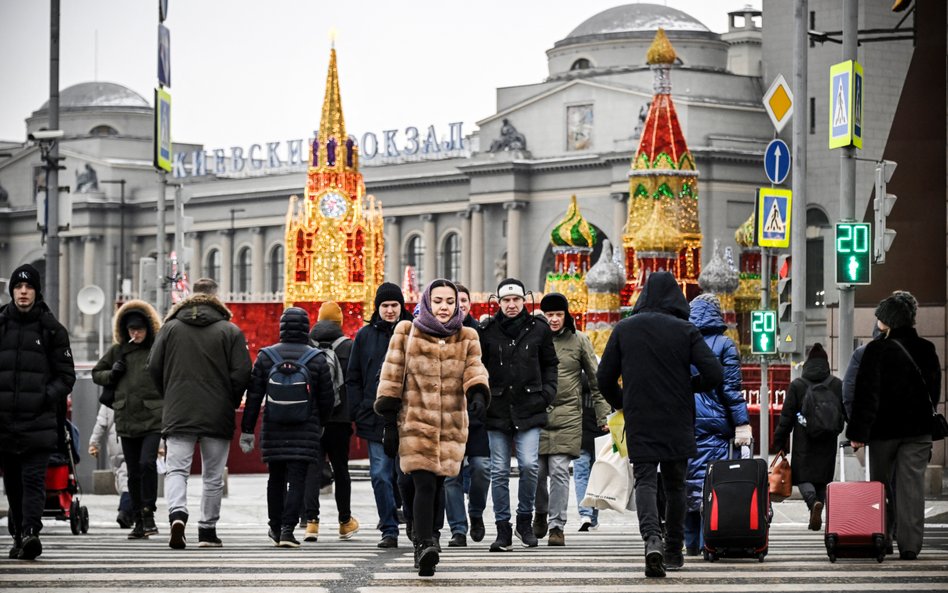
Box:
[580,435,635,513]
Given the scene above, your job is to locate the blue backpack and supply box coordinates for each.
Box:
[261,347,321,424]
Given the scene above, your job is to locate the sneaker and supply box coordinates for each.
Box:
[644,535,665,578]
[305,520,319,542]
[489,521,513,552]
[417,541,439,577]
[278,526,300,548]
[547,527,565,546]
[469,515,485,542]
[664,544,684,571]
[197,527,222,548]
[128,519,147,540]
[533,513,548,539]
[142,510,159,536]
[578,518,593,532]
[515,514,538,548]
[338,517,359,540]
[448,532,467,547]
[268,528,280,546]
[18,535,41,561]
[377,535,398,549]
[169,519,187,550]
[808,501,824,531]
[8,537,21,560]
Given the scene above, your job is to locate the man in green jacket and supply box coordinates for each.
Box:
[534,293,610,546]
[148,278,251,550]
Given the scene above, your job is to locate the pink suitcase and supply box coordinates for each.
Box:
[824,442,887,563]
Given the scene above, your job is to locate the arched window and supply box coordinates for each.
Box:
[441,232,461,281]
[236,246,252,293]
[206,249,221,283]
[89,124,118,136]
[570,58,591,71]
[403,234,425,286]
[268,244,285,293]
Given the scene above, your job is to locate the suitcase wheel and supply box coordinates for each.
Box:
[703,550,717,562]
[828,553,837,563]
[757,552,766,562]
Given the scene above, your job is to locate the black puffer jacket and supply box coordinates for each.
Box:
[848,327,941,443]
[0,300,75,454]
[597,272,723,463]
[309,320,353,424]
[242,308,334,462]
[346,309,412,443]
[479,309,559,433]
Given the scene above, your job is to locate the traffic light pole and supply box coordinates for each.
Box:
[760,247,770,459]
[790,0,808,377]
[837,0,858,373]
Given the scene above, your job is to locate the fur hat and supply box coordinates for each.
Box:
[807,342,828,361]
[497,277,526,299]
[374,282,405,309]
[124,312,148,329]
[540,292,569,313]
[875,290,917,329]
[9,264,42,299]
[318,301,343,325]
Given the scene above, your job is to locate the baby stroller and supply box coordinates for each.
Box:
[43,420,89,534]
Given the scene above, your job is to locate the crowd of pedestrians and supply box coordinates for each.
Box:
[0,263,941,578]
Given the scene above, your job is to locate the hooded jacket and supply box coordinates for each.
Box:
[309,320,353,424]
[0,299,75,454]
[597,272,723,463]
[92,300,163,438]
[774,355,843,484]
[242,308,334,462]
[147,293,251,439]
[685,297,749,512]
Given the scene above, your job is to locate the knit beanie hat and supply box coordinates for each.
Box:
[374,282,405,309]
[497,277,526,299]
[540,292,569,313]
[691,292,722,314]
[318,301,344,325]
[807,342,828,361]
[875,290,917,329]
[9,263,42,300]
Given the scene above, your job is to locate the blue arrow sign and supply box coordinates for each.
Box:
[764,139,791,185]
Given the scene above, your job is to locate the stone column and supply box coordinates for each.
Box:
[611,192,629,248]
[421,214,437,287]
[384,216,400,283]
[457,209,472,287]
[81,235,101,333]
[251,227,265,294]
[220,230,234,294]
[504,201,526,281]
[469,205,484,292]
[188,232,202,281]
[59,237,71,328]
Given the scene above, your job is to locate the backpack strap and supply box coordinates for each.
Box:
[296,347,322,367]
[330,336,348,350]
[261,346,283,364]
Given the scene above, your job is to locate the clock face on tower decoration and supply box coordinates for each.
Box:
[318,190,349,219]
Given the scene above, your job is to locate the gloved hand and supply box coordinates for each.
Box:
[239,432,255,454]
[734,424,753,447]
[383,423,399,459]
[467,399,485,422]
[111,360,127,380]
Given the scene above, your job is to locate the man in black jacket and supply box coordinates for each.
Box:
[479,278,558,552]
[598,272,722,577]
[346,283,412,548]
[0,264,76,560]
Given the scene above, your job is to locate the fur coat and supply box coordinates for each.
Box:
[375,320,490,477]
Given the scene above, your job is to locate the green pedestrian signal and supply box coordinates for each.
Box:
[751,310,778,355]
[835,222,871,285]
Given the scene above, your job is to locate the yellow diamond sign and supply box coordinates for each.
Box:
[763,74,794,133]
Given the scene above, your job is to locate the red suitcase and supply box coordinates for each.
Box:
[824,442,887,563]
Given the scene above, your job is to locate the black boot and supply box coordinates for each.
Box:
[515,514,538,547]
[416,539,439,577]
[128,515,147,540]
[18,533,42,561]
[489,521,512,552]
[8,536,21,560]
[278,525,300,548]
[533,513,548,539]
[469,515,485,542]
[644,534,666,578]
[142,508,159,536]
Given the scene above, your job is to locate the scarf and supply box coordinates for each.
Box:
[413,283,463,338]
[497,307,530,339]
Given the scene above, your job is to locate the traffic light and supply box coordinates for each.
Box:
[776,254,791,322]
[873,160,897,264]
[173,186,194,270]
[750,310,777,355]
[835,222,871,285]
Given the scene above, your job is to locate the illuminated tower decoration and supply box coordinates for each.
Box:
[284,44,385,314]
[584,239,624,356]
[545,195,596,329]
[733,210,777,359]
[622,28,702,310]
[698,239,741,347]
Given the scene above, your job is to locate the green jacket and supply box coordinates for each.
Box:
[539,329,609,457]
[92,300,163,438]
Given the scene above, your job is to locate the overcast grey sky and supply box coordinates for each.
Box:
[0,1,761,151]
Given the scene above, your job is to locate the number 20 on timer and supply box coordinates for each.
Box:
[751,310,777,355]
[835,222,871,285]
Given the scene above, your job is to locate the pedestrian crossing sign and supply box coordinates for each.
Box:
[755,188,793,248]
[829,60,864,150]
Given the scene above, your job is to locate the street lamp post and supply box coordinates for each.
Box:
[229,208,245,292]
[101,179,126,297]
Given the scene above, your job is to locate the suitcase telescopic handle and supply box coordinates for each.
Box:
[839,441,870,482]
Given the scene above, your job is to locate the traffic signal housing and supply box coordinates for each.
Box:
[873,160,897,264]
[776,254,792,322]
[750,309,778,355]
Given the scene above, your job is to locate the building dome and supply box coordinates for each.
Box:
[36,82,150,113]
[559,3,710,47]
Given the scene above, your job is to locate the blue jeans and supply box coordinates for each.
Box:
[488,428,540,523]
[572,449,598,525]
[684,510,703,551]
[444,455,490,535]
[367,441,399,538]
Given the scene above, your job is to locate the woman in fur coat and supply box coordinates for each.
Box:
[375,279,490,577]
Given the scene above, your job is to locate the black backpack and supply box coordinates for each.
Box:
[261,347,321,424]
[800,377,844,439]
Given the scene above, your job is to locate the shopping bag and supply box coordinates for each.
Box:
[607,410,628,459]
[581,435,635,512]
